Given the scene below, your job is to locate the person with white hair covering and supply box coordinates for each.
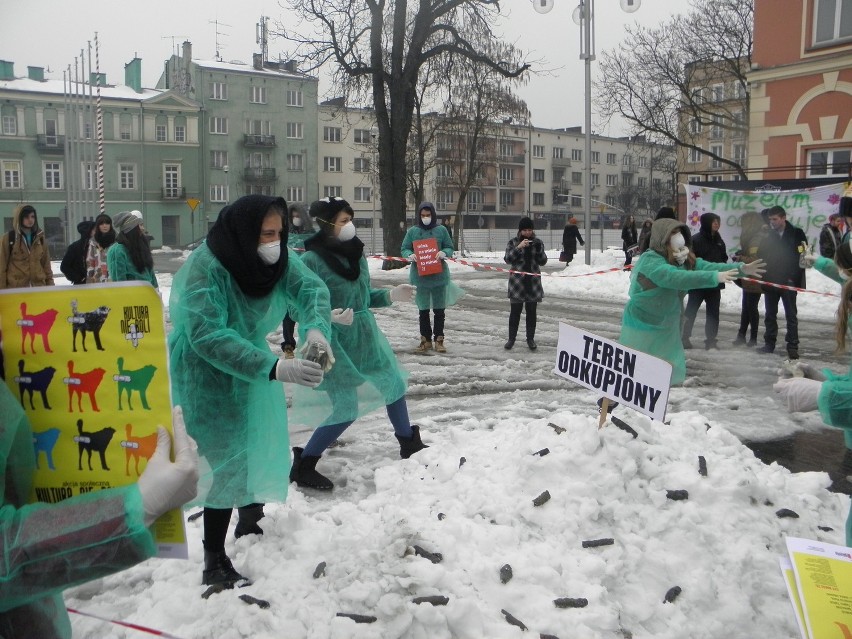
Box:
[107,210,158,288]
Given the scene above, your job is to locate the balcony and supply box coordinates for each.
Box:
[36,134,65,152]
[551,157,571,167]
[244,167,277,182]
[499,154,526,165]
[243,134,276,147]
[161,187,186,200]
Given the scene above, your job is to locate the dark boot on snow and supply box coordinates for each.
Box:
[202,548,247,587]
[290,447,334,490]
[234,504,264,539]
[396,425,428,459]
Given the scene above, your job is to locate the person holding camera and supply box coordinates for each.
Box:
[504,217,548,350]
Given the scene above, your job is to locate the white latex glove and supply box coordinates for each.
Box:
[717,269,739,284]
[301,328,335,372]
[741,259,766,277]
[389,284,415,303]
[137,406,199,527]
[330,308,354,326]
[802,253,818,268]
[275,357,324,386]
[773,377,823,413]
[437,251,447,260]
[408,252,418,263]
[793,362,828,382]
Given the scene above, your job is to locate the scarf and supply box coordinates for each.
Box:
[304,231,364,281]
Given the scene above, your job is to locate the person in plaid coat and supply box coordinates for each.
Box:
[504,217,548,350]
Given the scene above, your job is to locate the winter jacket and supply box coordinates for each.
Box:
[621,224,638,252]
[758,221,807,290]
[0,384,155,639]
[504,235,548,303]
[619,219,746,385]
[400,219,463,311]
[637,222,653,254]
[60,220,96,285]
[0,212,54,289]
[690,213,728,290]
[168,243,331,508]
[85,238,110,283]
[107,242,158,289]
[562,224,585,256]
[819,223,842,259]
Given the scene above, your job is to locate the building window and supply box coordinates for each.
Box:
[571,171,582,185]
[500,142,514,157]
[286,89,303,107]
[436,163,452,178]
[733,143,747,164]
[156,124,167,142]
[711,83,725,102]
[500,191,515,207]
[688,118,702,134]
[638,177,648,188]
[533,169,545,182]
[84,121,93,139]
[287,186,304,202]
[710,116,723,139]
[82,163,95,190]
[354,157,371,173]
[210,117,228,135]
[591,173,599,186]
[571,195,582,207]
[606,153,617,165]
[324,185,342,198]
[499,167,514,184]
[591,151,600,163]
[247,119,271,136]
[287,122,304,139]
[120,122,131,140]
[174,125,186,143]
[210,150,228,168]
[247,185,273,195]
[210,82,227,100]
[210,185,229,202]
[606,174,618,186]
[164,164,181,198]
[638,156,647,168]
[532,144,545,159]
[533,192,545,206]
[2,115,16,136]
[287,154,304,171]
[324,157,342,172]
[710,144,724,169]
[571,149,582,161]
[622,155,632,166]
[606,196,617,207]
[552,147,564,159]
[43,162,62,189]
[436,191,455,208]
[689,146,703,163]
[119,164,136,190]
[354,129,373,144]
[808,148,851,176]
[1,160,21,189]
[251,86,267,104]
[814,0,852,45]
[354,186,372,202]
[323,126,341,142]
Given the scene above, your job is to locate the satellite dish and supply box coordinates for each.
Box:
[533,0,554,13]
[620,0,642,13]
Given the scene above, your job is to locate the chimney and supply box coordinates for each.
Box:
[253,53,263,70]
[181,40,192,64]
[27,66,44,81]
[0,60,14,81]
[283,60,298,73]
[90,72,107,86]
[125,57,142,93]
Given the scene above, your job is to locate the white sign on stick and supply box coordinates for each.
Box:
[553,322,672,421]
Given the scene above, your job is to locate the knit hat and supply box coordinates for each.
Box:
[518,216,535,231]
[655,206,677,221]
[309,197,353,229]
[112,210,142,234]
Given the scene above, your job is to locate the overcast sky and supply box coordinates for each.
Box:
[0,0,685,136]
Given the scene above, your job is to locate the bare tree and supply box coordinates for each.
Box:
[279,0,529,256]
[596,0,753,178]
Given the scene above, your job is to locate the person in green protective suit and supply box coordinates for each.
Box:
[0,368,198,639]
[168,195,333,587]
[619,218,765,386]
[400,202,463,353]
[107,210,158,289]
[775,239,852,545]
[288,197,426,490]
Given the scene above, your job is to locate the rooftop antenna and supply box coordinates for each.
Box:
[161,35,188,57]
[256,15,269,63]
[209,19,232,61]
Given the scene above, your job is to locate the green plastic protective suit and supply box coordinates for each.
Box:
[291,251,408,428]
[168,244,331,508]
[400,224,465,310]
[619,219,745,385]
[0,383,155,639]
[106,242,158,288]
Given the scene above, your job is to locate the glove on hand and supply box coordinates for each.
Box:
[436,251,447,260]
[408,252,418,263]
[275,357,324,386]
[802,253,818,268]
[792,362,828,382]
[389,284,415,303]
[741,259,766,277]
[330,308,354,326]
[717,269,739,284]
[301,328,335,372]
[137,406,199,527]
[773,377,822,413]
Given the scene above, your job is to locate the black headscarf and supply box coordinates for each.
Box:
[206,195,289,297]
[304,197,363,281]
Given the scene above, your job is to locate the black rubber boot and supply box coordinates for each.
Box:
[396,425,428,459]
[289,447,334,490]
[202,548,248,587]
[234,504,264,539]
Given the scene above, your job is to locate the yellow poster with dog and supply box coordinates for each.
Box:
[0,282,187,559]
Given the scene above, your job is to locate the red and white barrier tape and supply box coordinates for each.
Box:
[67,608,186,639]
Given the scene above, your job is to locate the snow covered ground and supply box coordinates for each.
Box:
[64,248,849,639]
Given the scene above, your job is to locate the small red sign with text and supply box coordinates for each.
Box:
[413,238,443,276]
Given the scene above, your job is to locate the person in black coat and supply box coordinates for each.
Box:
[819,214,843,259]
[60,220,96,285]
[682,212,728,349]
[561,217,585,265]
[757,205,808,359]
[621,215,638,267]
[504,217,548,350]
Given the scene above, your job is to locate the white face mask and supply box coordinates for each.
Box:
[673,247,689,265]
[291,217,301,227]
[421,216,432,226]
[669,233,686,250]
[257,241,281,265]
[337,221,357,242]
